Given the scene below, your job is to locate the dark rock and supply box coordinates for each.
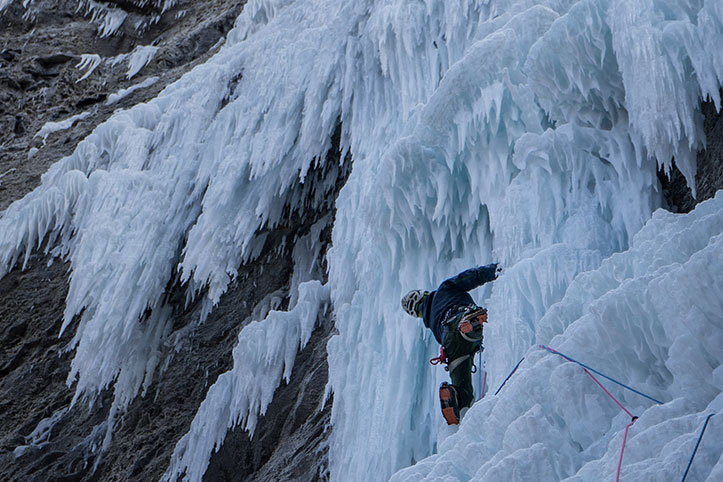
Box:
[0,112,349,482]
[657,163,695,213]
[0,0,248,214]
[0,73,24,90]
[1,49,18,62]
[75,94,108,108]
[696,94,723,203]
[204,310,334,482]
[35,53,75,69]
[14,115,25,135]
[103,0,166,16]
[658,94,723,213]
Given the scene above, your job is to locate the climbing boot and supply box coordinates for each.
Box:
[439,382,460,425]
[458,308,487,342]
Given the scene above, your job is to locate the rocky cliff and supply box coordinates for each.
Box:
[1,1,350,481]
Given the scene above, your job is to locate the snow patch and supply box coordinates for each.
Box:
[106,76,160,105]
[82,1,128,37]
[126,45,159,79]
[76,54,102,82]
[34,111,92,142]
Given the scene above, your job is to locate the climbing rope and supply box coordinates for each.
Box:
[680,413,714,482]
[567,363,639,482]
[539,345,663,405]
[448,342,715,480]
[582,367,636,419]
[539,345,666,482]
[616,417,638,482]
[494,356,525,395]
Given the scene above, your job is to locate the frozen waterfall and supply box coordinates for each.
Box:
[1,0,722,481]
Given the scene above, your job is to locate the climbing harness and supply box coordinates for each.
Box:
[680,413,715,482]
[430,346,474,374]
[447,354,471,374]
[431,307,487,375]
[457,307,488,342]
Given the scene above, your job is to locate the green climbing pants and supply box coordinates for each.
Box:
[443,317,480,408]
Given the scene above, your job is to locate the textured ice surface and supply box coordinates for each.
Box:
[82,1,129,38]
[0,0,722,481]
[126,45,159,79]
[76,54,102,82]
[391,193,723,482]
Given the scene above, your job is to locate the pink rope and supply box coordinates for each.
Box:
[616,418,637,482]
[582,368,638,481]
[583,368,635,419]
[543,346,639,480]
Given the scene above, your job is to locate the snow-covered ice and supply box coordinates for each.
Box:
[1,0,722,481]
[34,111,92,141]
[126,45,159,79]
[76,54,102,82]
[105,76,160,105]
[391,192,723,482]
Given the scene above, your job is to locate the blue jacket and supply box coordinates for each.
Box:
[421,264,498,345]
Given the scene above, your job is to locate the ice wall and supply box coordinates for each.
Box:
[325,0,723,480]
[391,193,723,481]
[0,0,722,481]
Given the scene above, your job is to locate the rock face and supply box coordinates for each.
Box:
[658,95,723,213]
[0,0,245,211]
[0,1,349,481]
[0,2,721,482]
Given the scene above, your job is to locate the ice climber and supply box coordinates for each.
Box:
[401,264,500,425]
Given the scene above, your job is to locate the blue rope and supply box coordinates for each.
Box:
[494,357,525,395]
[539,345,663,405]
[478,350,483,400]
[478,342,484,400]
[680,413,714,482]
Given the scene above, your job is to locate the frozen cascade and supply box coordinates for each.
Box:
[163,280,331,482]
[392,192,723,482]
[0,0,721,481]
[163,216,332,481]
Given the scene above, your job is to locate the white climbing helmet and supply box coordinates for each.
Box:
[401,290,429,317]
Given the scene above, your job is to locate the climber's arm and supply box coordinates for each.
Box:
[440,264,499,292]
